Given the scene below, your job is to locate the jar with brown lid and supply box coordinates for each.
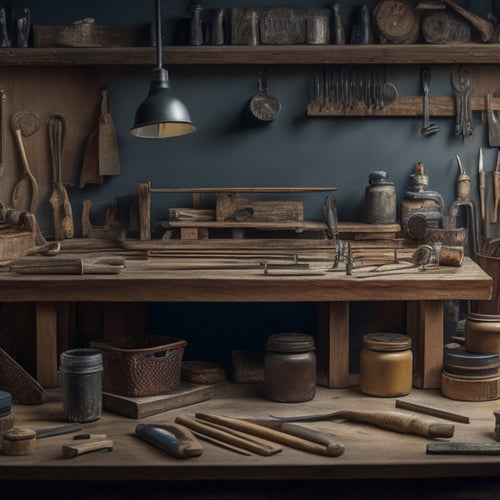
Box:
[359,333,413,397]
[264,333,316,403]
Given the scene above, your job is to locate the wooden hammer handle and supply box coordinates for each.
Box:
[62,440,113,459]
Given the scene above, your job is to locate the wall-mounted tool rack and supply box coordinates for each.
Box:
[307,95,500,117]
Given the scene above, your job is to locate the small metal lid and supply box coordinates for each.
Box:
[444,344,500,369]
[265,333,315,353]
[362,333,412,351]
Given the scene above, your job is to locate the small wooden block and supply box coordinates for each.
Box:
[181,361,226,385]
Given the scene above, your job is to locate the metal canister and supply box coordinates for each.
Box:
[364,171,396,224]
[359,333,413,397]
[60,348,103,423]
[264,333,316,403]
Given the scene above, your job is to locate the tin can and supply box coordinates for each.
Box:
[364,171,396,224]
[360,333,412,397]
[60,348,103,423]
[264,333,316,403]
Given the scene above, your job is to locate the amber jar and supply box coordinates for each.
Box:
[359,333,413,397]
[264,333,316,403]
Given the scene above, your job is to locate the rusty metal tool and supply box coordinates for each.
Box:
[395,400,469,424]
[267,409,455,439]
[62,440,113,459]
[421,67,440,136]
[323,195,340,268]
[427,442,500,455]
[449,155,478,257]
[478,147,486,234]
[135,423,203,459]
[35,424,82,439]
[451,66,473,139]
[10,111,39,212]
[492,151,500,225]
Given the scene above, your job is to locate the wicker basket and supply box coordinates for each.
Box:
[90,336,187,397]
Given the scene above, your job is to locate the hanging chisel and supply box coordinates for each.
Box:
[478,147,486,233]
[492,150,500,224]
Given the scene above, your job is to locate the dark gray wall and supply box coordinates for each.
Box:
[9,0,497,366]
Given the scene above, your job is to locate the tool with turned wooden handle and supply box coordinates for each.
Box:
[268,410,454,439]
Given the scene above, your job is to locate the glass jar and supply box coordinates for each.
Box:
[264,333,316,403]
[359,333,413,397]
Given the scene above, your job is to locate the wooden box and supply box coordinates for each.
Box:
[32,24,146,48]
[0,230,35,261]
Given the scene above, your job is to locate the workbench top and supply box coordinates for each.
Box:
[0,251,491,303]
[2,384,500,481]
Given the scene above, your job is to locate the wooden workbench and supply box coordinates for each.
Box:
[0,248,491,391]
[2,384,500,482]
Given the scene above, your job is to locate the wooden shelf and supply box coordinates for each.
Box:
[1,44,500,66]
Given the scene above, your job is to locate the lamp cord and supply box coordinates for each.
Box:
[155,0,163,69]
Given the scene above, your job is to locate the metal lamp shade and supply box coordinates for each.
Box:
[130,69,196,138]
[130,0,196,139]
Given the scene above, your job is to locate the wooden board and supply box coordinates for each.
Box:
[102,381,222,419]
[32,24,145,48]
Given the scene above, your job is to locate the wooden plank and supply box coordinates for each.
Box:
[102,381,221,419]
[317,301,350,388]
[35,302,58,388]
[307,96,500,117]
[138,181,151,241]
[215,193,304,222]
[409,300,444,389]
[150,186,337,194]
[5,45,500,66]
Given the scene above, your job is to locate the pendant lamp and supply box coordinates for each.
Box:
[130,0,196,138]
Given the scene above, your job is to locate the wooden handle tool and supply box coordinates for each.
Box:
[195,413,344,457]
[62,439,113,459]
[175,415,281,456]
[268,410,454,439]
[280,422,345,456]
[135,423,203,459]
[492,152,500,224]
[478,147,486,225]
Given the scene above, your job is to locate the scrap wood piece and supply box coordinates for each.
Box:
[0,347,45,404]
[395,399,469,423]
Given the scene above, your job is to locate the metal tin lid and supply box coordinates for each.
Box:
[362,333,412,351]
[265,333,315,353]
[444,344,500,369]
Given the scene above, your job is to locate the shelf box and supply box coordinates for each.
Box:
[32,24,147,48]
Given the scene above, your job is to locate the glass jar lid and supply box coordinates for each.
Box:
[362,333,412,351]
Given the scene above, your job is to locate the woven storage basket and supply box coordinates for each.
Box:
[90,336,187,397]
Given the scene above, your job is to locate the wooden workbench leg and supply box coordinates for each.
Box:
[407,300,443,389]
[36,302,58,388]
[317,301,350,388]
